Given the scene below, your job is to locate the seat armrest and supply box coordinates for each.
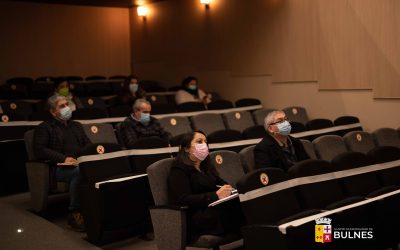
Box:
[150,207,187,250]
[241,224,286,250]
[25,161,50,212]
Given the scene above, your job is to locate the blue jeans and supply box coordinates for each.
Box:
[56,167,80,211]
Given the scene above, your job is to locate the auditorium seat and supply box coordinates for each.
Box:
[85,75,106,81]
[300,139,317,159]
[289,121,307,134]
[72,107,109,120]
[207,129,244,152]
[206,100,234,110]
[0,101,33,120]
[30,111,52,121]
[223,111,255,133]
[210,150,245,188]
[24,130,69,212]
[158,116,192,146]
[82,123,118,144]
[343,131,376,154]
[313,135,348,161]
[373,127,400,148]
[252,108,275,125]
[0,113,31,141]
[68,81,86,97]
[79,97,108,109]
[368,146,400,187]
[108,105,131,117]
[191,113,226,135]
[235,98,261,107]
[85,81,113,97]
[177,102,206,112]
[242,125,266,139]
[282,106,309,125]
[151,103,176,115]
[108,75,126,80]
[334,115,362,136]
[1,77,32,99]
[30,80,54,99]
[148,94,169,105]
[305,118,335,141]
[78,143,151,245]
[239,145,256,173]
[64,76,83,81]
[147,158,241,250]
[236,168,320,250]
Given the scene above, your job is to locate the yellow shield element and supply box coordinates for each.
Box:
[315,225,324,243]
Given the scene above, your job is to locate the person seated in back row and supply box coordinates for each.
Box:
[121,98,171,148]
[168,131,243,243]
[33,94,91,231]
[116,75,146,107]
[175,76,212,105]
[254,110,309,171]
[53,77,81,111]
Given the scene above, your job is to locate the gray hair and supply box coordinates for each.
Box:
[47,94,66,111]
[133,98,151,111]
[264,110,285,131]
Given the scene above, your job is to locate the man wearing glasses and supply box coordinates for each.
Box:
[254,110,309,171]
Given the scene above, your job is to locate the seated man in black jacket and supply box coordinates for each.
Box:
[34,95,91,231]
[121,98,171,148]
[254,110,309,171]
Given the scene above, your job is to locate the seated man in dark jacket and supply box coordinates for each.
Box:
[254,110,309,171]
[34,95,91,231]
[121,98,171,148]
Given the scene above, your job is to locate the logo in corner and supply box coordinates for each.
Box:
[315,217,332,243]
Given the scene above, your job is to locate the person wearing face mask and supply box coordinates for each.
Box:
[53,77,80,111]
[174,76,212,105]
[33,95,91,231]
[116,75,146,107]
[168,131,243,243]
[254,110,310,171]
[121,98,171,148]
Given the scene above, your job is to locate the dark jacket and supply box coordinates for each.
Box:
[168,158,228,240]
[33,117,91,164]
[121,115,171,148]
[254,134,309,171]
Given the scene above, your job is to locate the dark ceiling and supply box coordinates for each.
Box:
[13,0,164,8]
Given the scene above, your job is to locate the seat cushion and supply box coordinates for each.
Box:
[325,196,365,210]
[277,209,321,225]
[190,233,241,248]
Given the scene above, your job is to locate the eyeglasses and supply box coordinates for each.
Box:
[269,117,289,125]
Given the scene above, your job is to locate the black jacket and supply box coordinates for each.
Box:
[121,115,171,148]
[254,134,309,171]
[33,117,91,163]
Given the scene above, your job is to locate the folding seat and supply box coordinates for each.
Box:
[147,158,242,250]
[68,81,86,97]
[168,85,182,91]
[300,139,317,159]
[85,75,106,81]
[82,123,118,144]
[305,118,335,141]
[108,104,131,118]
[333,115,362,136]
[206,100,234,110]
[343,131,376,154]
[72,108,109,120]
[24,130,69,212]
[158,116,192,146]
[108,75,127,80]
[313,135,348,161]
[252,108,276,125]
[235,98,261,108]
[236,168,321,250]
[368,146,400,187]
[0,79,30,99]
[207,129,244,152]
[110,80,126,95]
[64,76,83,81]
[177,102,206,112]
[30,81,54,99]
[85,81,113,97]
[151,103,176,115]
[148,94,169,105]
[30,111,52,121]
[239,145,256,173]
[78,97,107,109]
[127,137,172,174]
[35,76,56,83]
[0,113,31,141]
[78,143,151,245]
[242,125,267,139]
[290,121,307,134]
[222,111,254,133]
[210,150,245,187]
[373,128,400,148]
[114,123,126,148]
[191,113,226,135]
[282,106,309,125]
[139,80,166,92]
[0,101,33,120]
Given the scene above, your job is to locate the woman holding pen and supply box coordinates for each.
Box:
[168,131,243,243]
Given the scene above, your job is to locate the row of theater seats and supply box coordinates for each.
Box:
[0,97,261,121]
[148,144,400,249]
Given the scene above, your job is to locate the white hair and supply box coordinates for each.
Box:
[133,98,151,112]
[48,95,66,111]
[264,110,285,131]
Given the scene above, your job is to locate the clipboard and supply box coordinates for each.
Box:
[208,193,239,207]
[57,162,79,167]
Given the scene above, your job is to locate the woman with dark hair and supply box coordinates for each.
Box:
[174,76,212,105]
[117,75,146,106]
[168,131,242,242]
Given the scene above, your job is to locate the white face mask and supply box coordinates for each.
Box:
[129,83,139,93]
[59,106,72,121]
